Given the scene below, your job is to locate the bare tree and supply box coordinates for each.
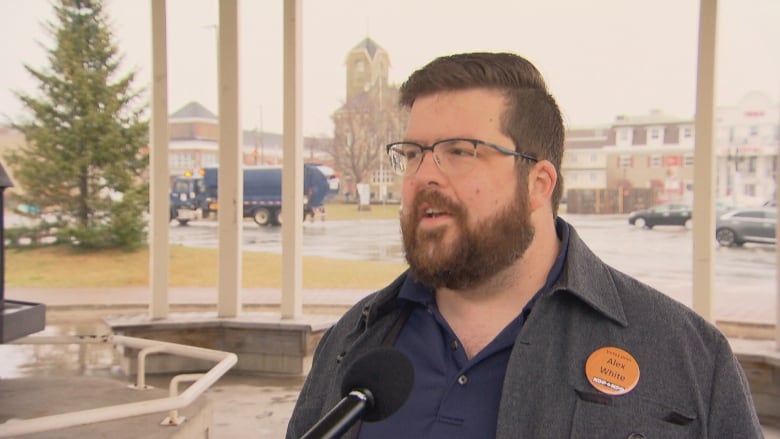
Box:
[330,85,407,185]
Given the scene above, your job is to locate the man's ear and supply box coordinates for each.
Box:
[528,160,557,210]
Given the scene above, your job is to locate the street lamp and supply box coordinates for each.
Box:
[726,145,740,206]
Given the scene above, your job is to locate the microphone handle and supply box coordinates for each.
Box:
[300,389,374,439]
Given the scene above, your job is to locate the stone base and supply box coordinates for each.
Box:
[731,339,780,428]
[104,312,337,375]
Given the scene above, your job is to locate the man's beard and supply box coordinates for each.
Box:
[400,183,535,290]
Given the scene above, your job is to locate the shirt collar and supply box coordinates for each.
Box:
[398,273,435,305]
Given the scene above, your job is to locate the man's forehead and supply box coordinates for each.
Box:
[409,88,506,108]
[404,89,507,142]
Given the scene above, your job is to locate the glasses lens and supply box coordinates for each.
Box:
[388,144,415,175]
[435,139,477,176]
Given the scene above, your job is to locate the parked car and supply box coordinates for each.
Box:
[716,198,740,215]
[14,203,41,216]
[715,208,776,247]
[628,203,692,229]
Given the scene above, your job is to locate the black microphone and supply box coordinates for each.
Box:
[300,346,414,439]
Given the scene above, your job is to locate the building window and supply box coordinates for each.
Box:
[684,154,694,166]
[682,127,693,138]
[747,157,757,173]
[734,157,743,173]
[372,169,394,184]
[203,153,217,166]
[664,155,681,167]
[649,128,660,140]
[171,152,195,170]
[619,155,633,168]
[650,155,663,168]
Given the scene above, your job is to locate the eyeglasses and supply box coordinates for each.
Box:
[386,137,538,177]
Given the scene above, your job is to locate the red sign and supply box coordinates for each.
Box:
[664,155,681,167]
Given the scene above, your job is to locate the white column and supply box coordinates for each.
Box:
[281,0,303,319]
[692,0,718,322]
[217,0,241,318]
[149,0,169,319]
[776,140,780,350]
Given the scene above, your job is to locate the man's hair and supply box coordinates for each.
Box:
[399,52,565,216]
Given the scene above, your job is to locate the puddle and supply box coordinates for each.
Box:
[0,321,120,379]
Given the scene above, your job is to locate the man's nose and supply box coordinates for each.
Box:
[413,151,444,181]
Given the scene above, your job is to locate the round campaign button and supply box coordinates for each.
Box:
[585,346,640,396]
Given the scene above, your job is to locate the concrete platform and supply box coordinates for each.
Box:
[103,311,780,430]
[105,312,338,375]
[0,376,213,438]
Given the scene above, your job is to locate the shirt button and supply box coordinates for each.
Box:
[450,340,459,350]
[457,375,468,385]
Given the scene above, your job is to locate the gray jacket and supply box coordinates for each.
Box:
[286,224,762,438]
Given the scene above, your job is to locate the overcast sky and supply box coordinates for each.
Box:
[1,0,778,137]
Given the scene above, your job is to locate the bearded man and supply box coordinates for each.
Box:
[286,52,762,439]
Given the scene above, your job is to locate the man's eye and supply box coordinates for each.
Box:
[443,145,474,157]
[403,150,420,160]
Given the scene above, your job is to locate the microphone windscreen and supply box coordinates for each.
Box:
[340,346,414,422]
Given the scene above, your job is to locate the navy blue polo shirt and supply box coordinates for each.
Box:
[359,218,570,439]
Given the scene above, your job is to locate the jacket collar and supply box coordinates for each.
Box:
[361,272,408,328]
[549,221,628,327]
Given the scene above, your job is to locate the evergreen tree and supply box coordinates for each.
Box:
[5,0,148,251]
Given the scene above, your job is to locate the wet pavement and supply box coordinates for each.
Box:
[170,217,405,262]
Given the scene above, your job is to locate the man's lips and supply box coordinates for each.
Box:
[418,203,451,220]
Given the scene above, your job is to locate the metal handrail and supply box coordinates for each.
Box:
[162,373,204,426]
[0,334,237,437]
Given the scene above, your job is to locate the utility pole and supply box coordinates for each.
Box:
[259,105,264,164]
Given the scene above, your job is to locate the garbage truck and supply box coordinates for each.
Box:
[169,164,329,226]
